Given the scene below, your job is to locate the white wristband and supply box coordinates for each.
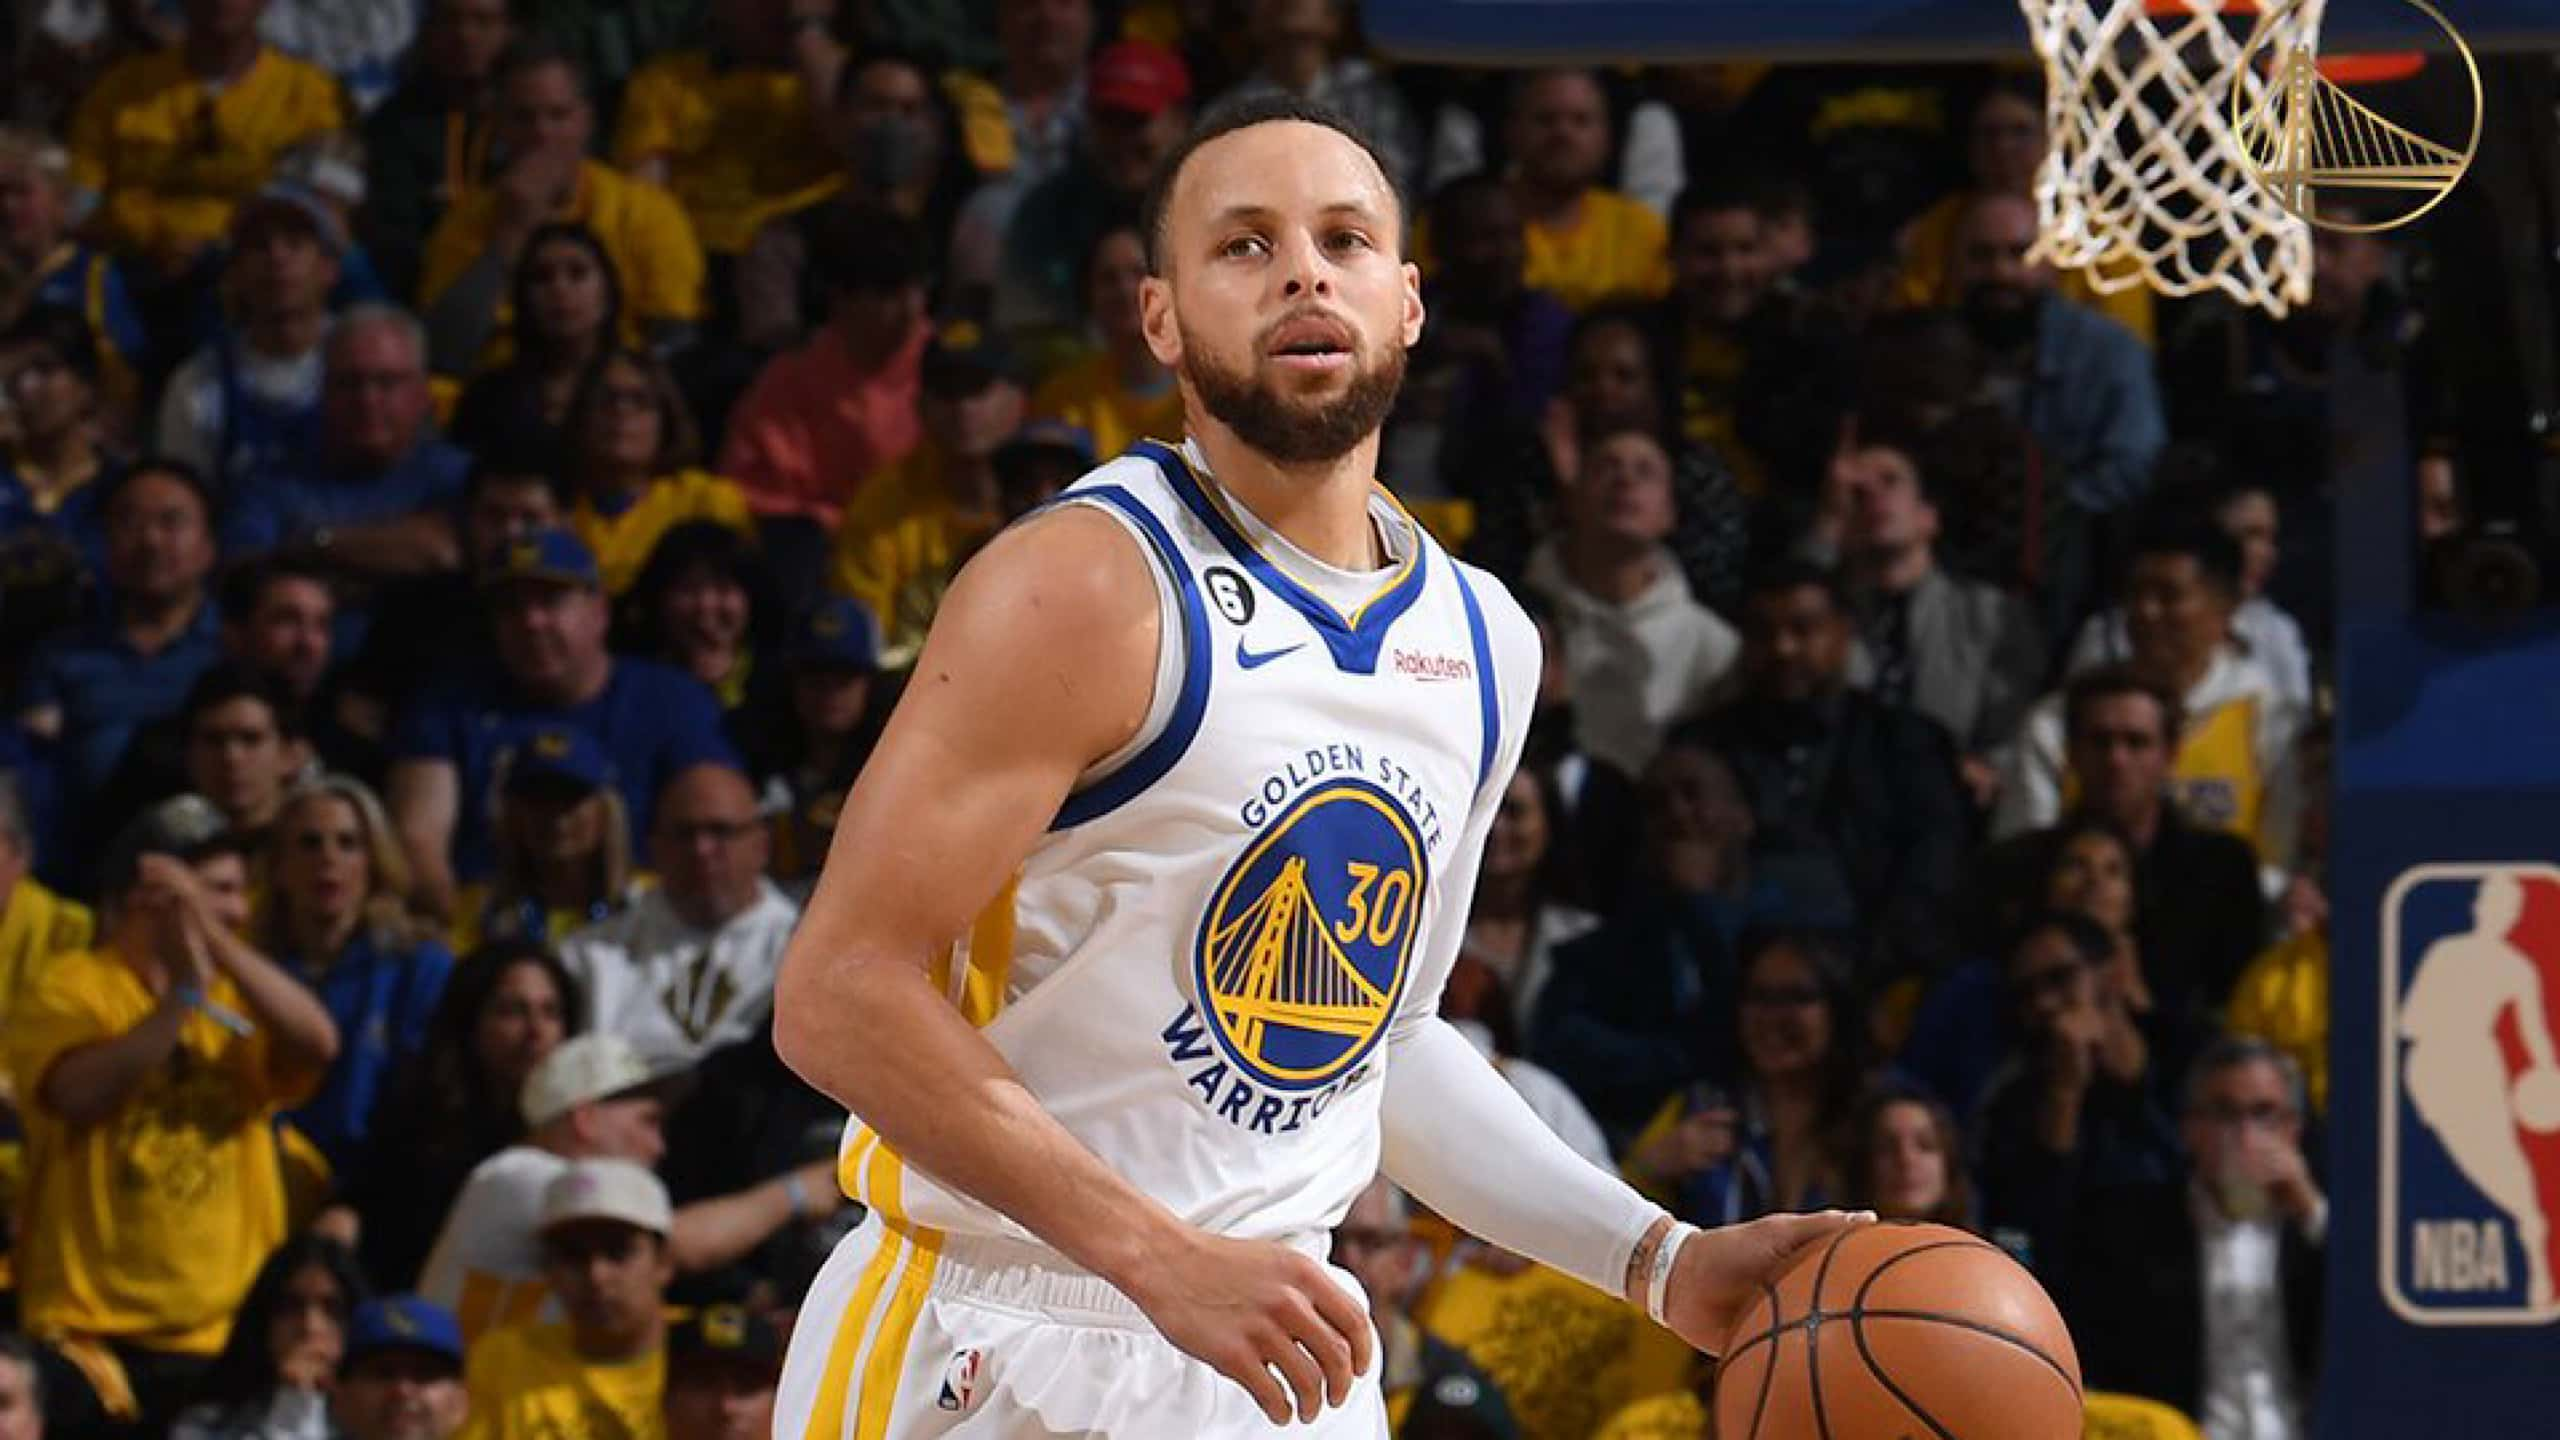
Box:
[1644,1222,1696,1326]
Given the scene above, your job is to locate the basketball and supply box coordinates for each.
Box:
[1712,1222,2083,1440]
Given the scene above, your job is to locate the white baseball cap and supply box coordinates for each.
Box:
[519,1034,687,1130]
[538,1159,673,1238]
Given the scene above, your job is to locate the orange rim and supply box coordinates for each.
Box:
[2136,0,2427,87]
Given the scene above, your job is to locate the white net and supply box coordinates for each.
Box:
[2020,0,2325,315]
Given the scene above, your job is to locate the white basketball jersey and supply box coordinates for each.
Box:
[837,438,1537,1250]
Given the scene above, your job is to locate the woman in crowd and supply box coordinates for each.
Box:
[450,730,642,952]
[347,941,579,1289]
[621,520,786,771]
[561,346,756,595]
[266,775,455,1182]
[1838,1082,1972,1226]
[1623,929,1866,1224]
[1459,767,1598,1045]
[171,1235,369,1440]
[448,223,623,467]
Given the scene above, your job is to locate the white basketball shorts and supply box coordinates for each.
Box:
[775,1214,1390,1439]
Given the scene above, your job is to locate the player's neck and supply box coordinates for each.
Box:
[1188,426,1387,574]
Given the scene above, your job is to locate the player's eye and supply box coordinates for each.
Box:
[1327,229,1373,253]
[1219,234,1270,260]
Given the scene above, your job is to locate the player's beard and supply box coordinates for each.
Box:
[1180,328,1407,466]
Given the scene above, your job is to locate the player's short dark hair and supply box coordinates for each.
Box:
[1140,93,1409,276]
[1744,556,1849,615]
[2061,663,2183,746]
[2127,510,2245,598]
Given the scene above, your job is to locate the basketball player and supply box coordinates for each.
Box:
[771,95,1868,1438]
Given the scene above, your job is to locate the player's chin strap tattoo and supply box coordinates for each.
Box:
[1624,1214,1710,1353]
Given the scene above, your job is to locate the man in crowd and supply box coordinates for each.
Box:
[1689,560,1970,983]
[19,463,223,805]
[65,0,345,282]
[155,184,342,490]
[0,131,145,403]
[1525,426,1738,779]
[419,40,705,372]
[1222,0,1418,190]
[174,663,313,845]
[349,456,567,718]
[422,1033,837,1343]
[334,1296,471,1440]
[8,797,338,1431]
[1498,69,1668,311]
[220,556,382,778]
[1331,1178,1514,1431]
[362,0,519,300]
[661,1302,784,1440]
[1414,173,1573,424]
[221,306,471,577]
[455,1161,676,1440]
[386,528,733,914]
[560,763,800,1066]
[941,0,1098,185]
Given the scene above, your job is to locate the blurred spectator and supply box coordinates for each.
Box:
[419,41,705,374]
[2041,1037,2326,1430]
[385,527,733,912]
[178,663,314,842]
[1027,221,1181,461]
[0,306,118,602]
[560,348,754,596]
[1456,768,1597,1044]
[219,557,380,780]
[1892,74,2154,344]
[1524,426,1738,778]
[1688,560,1968,982]
[659,1303,780,1440]
[155,186,342,490]
[722,212,931,531]
[1493,70,1668,312]
[0,131,146,406]
[65,0,346,283]
[1803,411,2043,806]
[978,40,1190,355]
[19,461,223,804]
[734,53,966,353]
[1998,519,2305,883]
[826,325,1032,667]
[1944,191,2165,522]
[2228,727,2332,1116]
[1530,738,1791,1140]
[1623,929,1863,1224]
[944,0,1099,186]
[2071,469,2313,714]
[1975,909,2181,1253]
[518,0,700,110]
[223,307,472,576]
[255,0,417,116]
[420,1035,685,1342]
[330,1296,468,1440]
[0,1338,40,1440]
[621,523,785,758]
[1222,0,1417,191]
[8,797,338,1433]
[454,1160,673,1440]
[611,0,849,258]
[345,457,565,723]
[361,0,519,302]
[448,726,639,953]
[1839,1082,1971,1226]
[560,763,795,1067]
[264,775,456,1180]
[447,225,623,472]
[1413,173,1572,428]
[0,770,93,1014]
[348,942,576,1292]
[170,1234,367,1440]
[1328,1179,1515,1434]
[762,598,885,888]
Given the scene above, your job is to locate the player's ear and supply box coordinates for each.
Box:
[1140,274,1183,368]
[1400,260,1425,349]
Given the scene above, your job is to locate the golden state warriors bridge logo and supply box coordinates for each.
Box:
[1162,776,1428,1132]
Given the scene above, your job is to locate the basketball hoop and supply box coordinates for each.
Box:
[2020,0,2324,315]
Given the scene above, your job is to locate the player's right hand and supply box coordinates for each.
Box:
[1127,1229,1374,1426]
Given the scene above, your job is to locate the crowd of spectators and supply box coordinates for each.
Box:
[0,0,2447,1435]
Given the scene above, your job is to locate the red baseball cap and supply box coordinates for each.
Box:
[1088,40,1191,117]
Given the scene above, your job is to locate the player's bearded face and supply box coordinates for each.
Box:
[1176,309,1407,466]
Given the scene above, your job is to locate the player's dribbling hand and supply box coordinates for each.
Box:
[1127,1229,1374,1426]
[1660,1209,1875,1356]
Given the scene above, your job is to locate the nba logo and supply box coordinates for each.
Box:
[937,1349,982,1412]
[2381,864,2560,1324]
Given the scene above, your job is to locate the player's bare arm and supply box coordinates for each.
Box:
[772,504,1370,1426]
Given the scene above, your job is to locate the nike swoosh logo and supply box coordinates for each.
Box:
[1236,640,1304,670]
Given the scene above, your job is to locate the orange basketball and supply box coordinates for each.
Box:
[1713,1222,2083,1440]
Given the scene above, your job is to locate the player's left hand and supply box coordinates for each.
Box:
[1659,1210,1874,1357]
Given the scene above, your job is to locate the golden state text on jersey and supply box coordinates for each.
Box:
[834,437,1530,1248]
